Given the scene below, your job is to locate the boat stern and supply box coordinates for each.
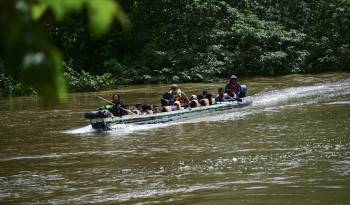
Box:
[85,111,109,130]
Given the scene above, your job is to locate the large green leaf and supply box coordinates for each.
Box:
[0,0,129,105]
[35,0,85,21]
[21,48,67,105]
[87,0,117,36]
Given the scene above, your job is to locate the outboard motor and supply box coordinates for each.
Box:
[240,84,248,98]
[84,109,110,119]
[84,110,110,130]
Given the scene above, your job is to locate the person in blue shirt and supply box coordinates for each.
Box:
[215,87,234,102]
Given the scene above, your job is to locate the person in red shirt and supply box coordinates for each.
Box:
[224,75,241,99]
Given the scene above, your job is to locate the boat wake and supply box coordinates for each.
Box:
[63,125,96,135]
[64,79,350,136]
[253,79,350,106]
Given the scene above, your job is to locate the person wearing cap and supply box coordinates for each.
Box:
[168,84,189,108]
[189,95,200,108]
[225,75,241,99]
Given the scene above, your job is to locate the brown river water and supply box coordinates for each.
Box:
[0,73,349,205]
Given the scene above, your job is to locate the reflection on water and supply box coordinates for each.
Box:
[0,73,349,205]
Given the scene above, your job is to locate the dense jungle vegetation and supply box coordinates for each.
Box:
[1,0,349,100]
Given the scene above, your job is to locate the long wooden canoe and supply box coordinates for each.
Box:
[85,96,252,130]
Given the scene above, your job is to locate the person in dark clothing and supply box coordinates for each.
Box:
[99,93,129,116]
[225,75,241,99]
[161,98,172,112]
[141,104,153,114]
[163,92,173,102]
[215,88,225,102]
[111,94,129,116]
[161,92,179,111]
[215,87,234,102]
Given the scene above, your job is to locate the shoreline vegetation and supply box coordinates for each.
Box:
[1,1,349,98]
[1,71,349,98]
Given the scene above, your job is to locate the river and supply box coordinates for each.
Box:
[0,73,349,205]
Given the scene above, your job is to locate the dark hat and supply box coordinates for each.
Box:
[230,75,238,79]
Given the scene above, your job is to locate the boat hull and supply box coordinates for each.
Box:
[86,97,252,130]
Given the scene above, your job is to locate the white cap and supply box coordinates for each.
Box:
[230,75,238,79]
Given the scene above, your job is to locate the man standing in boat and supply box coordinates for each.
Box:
[168,84,189,109]
[225,75,242,99]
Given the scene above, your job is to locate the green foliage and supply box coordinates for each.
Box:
[31,0,129,36]
[0,67,36,97]
[0,0,128,103]
[1,0,349,97]
[63,63,116,92]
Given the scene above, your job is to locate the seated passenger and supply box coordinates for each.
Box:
[225,75,241,99]
[152,105,161,114]
[215,88,234,103]
[205,92,214,105]
[99,93,129,117]
[200,91,210,106]
[210,94,216,105]
[161,98,172,112]
[123,104,132,115]
[189,95,200,108]
[133,103,142,114]
[168,84,189,109]
[163,92,173,102]
[141,104,153,114]
[162,92,179,111]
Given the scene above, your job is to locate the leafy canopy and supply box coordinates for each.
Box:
[0,0,129,105]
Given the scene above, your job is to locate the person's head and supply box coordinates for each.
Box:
[229,75,238,83]
[153,105,160,113]
[142,104,152,111]
[135,103,142,110]
[202,90,208,97]
[218,87,224,95]
[112,93,120,102]
[171,84,178,92]
[197,94,203,100]
[190,95,197,100]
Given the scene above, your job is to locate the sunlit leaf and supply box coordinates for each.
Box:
[87,0,117,36]
[114,3,131,31]
[31,3,48,20]
[38,0,85,21]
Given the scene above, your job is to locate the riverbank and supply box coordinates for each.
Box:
[1,72,350,99]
